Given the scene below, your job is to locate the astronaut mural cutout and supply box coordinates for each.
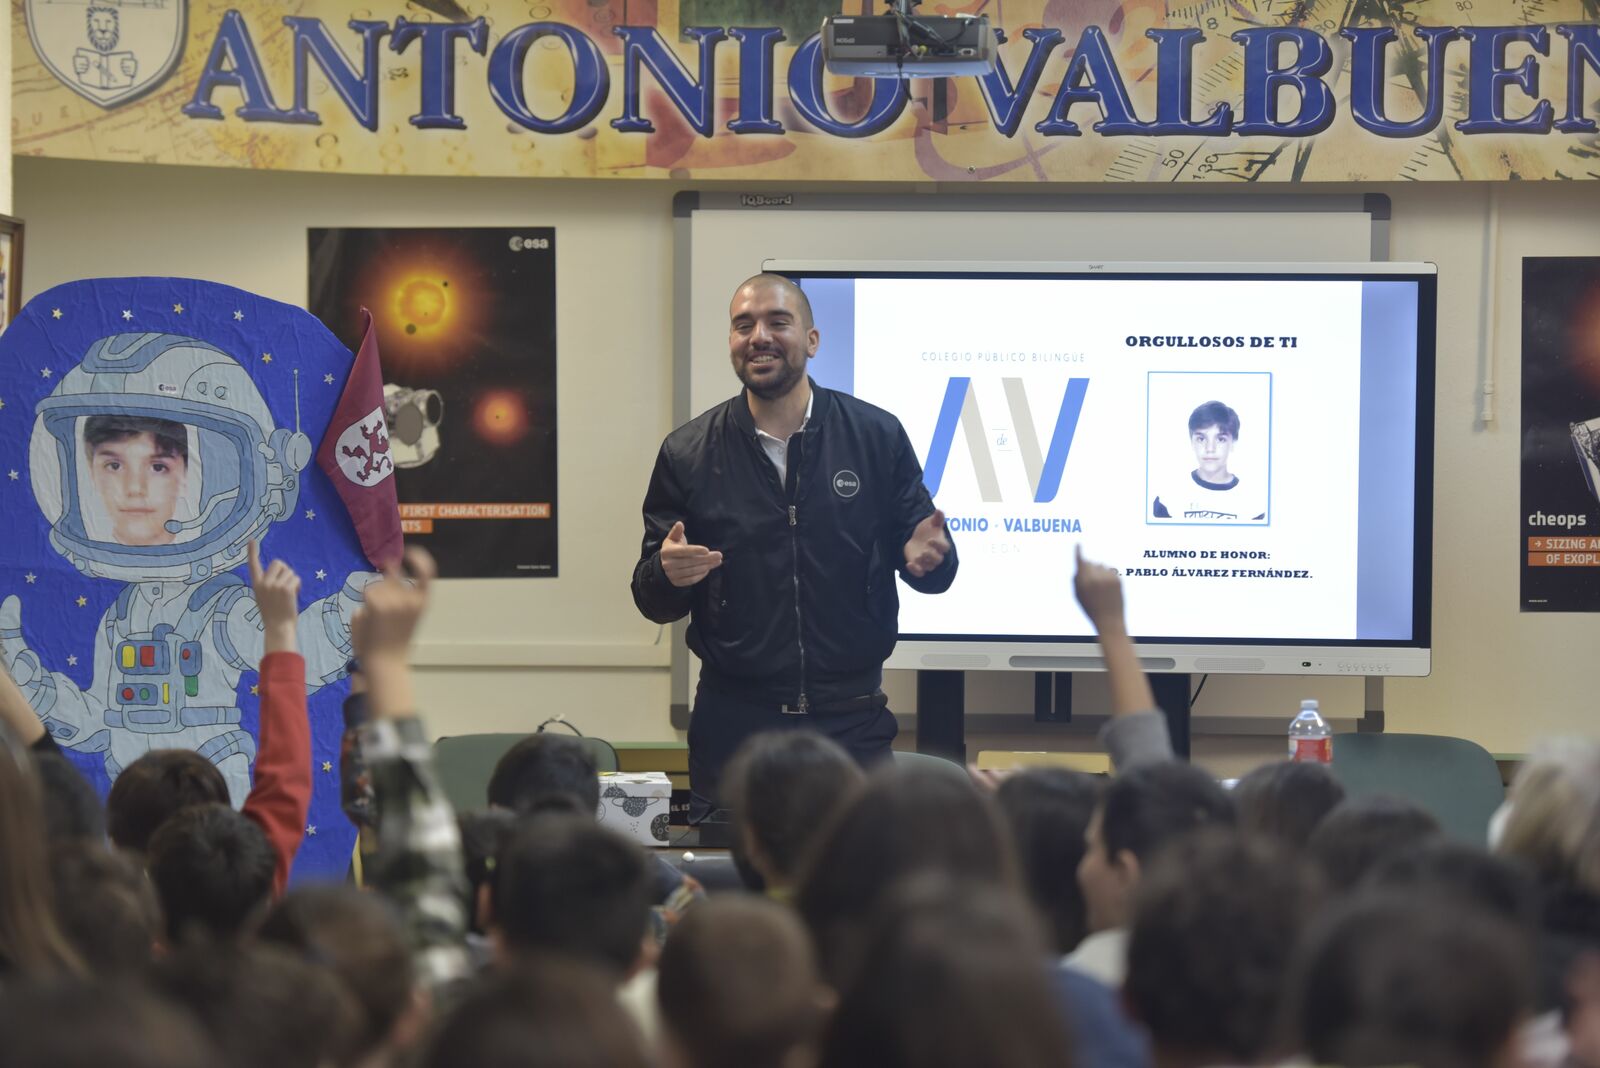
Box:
[0,279,392,871]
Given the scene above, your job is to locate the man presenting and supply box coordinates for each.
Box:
[632,274,956,818]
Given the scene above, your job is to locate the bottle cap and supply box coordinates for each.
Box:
[1300,699,1319,711]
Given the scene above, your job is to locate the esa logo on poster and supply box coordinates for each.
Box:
[26,0,186,109]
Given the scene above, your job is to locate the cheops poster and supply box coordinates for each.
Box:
[1522,256,1600,612]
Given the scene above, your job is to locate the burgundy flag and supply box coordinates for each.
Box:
[317,308,404,569]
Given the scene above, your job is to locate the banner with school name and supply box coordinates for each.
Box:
[14,0,1600,183]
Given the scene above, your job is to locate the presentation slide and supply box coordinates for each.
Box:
[799,273,1422,645]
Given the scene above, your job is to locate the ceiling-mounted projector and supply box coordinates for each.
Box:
[822,4,994,79]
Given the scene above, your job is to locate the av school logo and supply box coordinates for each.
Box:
[833,470,861,498]
[923,377,1089,504]
[27,0,186,110]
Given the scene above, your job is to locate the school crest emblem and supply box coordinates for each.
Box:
[26,0,186,109]
[332,407,395,488]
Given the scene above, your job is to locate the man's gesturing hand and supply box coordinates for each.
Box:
[660,521,723,588]
[903,509,951,578]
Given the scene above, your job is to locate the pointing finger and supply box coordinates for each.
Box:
[404,546,438,591]
[248,540,264,584]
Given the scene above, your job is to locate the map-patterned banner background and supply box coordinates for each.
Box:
[14,0,1600,181]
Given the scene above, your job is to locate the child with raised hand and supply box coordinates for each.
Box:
[243,539,314,895]
[3,540,313,898]
[967,548,1169,792]
[349,547,475,999]
[1073,545,1172,770]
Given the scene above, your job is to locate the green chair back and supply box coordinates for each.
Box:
[893,749,972,785]
[432,732,620,815]
[1328,733,1505,844]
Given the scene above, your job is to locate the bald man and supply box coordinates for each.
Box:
[632,274,957,820]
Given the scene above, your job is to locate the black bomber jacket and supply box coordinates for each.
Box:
[631,382,957,709]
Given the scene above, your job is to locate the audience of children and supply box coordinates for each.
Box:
[1,536,1598,1068]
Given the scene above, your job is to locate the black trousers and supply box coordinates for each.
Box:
[687,682,898,822]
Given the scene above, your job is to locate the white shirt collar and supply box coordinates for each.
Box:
[753,387,814,445]
[1061,927,1128,988]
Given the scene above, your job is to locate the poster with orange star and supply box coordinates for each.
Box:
[308,228,557,578]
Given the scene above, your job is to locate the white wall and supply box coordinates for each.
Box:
[14,158,687,741]
[12,157,1600,766]
[0,20,10,216]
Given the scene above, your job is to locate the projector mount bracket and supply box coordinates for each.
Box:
[884,0,973,60]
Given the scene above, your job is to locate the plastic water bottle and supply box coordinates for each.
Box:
[1288,699,1332,763]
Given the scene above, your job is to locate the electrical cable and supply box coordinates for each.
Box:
[534,716,584,737]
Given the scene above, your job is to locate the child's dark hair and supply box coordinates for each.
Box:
[487,734,599,814]
[257,885,416,1060]
[1188,401,1240,439]
[457,807,518,934]
[51,843,163,975]
[106,748,229,855]
[83,414,189,463]
[146,802,274,944]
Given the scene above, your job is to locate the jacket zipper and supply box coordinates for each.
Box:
[789,430,809,713]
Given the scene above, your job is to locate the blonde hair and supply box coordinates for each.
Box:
[1497,738,1600,895]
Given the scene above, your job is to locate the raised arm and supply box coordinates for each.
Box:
[353,548,473,998]
[241,540,313,897]
[1073,547,1172,770]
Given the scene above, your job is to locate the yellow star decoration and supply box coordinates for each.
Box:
[75,596,87,607]
[261,353,273,364]
[173,303,185,314]
[51,308,62,319]
[249,684,260,696]
[321,761,333,773]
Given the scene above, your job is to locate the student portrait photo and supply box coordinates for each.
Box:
[1146,374,1271,526]
[78,414,201,547]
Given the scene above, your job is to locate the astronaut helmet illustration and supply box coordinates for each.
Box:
[383,383,442,469]
[28,333,311,584]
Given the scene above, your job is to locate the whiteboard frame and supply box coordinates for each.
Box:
[668,193,1404,722]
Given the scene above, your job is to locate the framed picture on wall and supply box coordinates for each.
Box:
[0,216,24,335]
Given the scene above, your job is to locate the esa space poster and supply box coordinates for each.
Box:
[309,229,557,578]
[1521,257,1600,613]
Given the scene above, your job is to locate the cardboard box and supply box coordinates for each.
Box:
[596,772,673,847]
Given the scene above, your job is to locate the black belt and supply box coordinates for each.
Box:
[779,691,888,717]
[697,670,888,717]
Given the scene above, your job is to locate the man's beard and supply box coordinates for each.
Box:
[738,356,804,401]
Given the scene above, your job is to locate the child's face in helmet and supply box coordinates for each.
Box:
[88,431,187,546]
